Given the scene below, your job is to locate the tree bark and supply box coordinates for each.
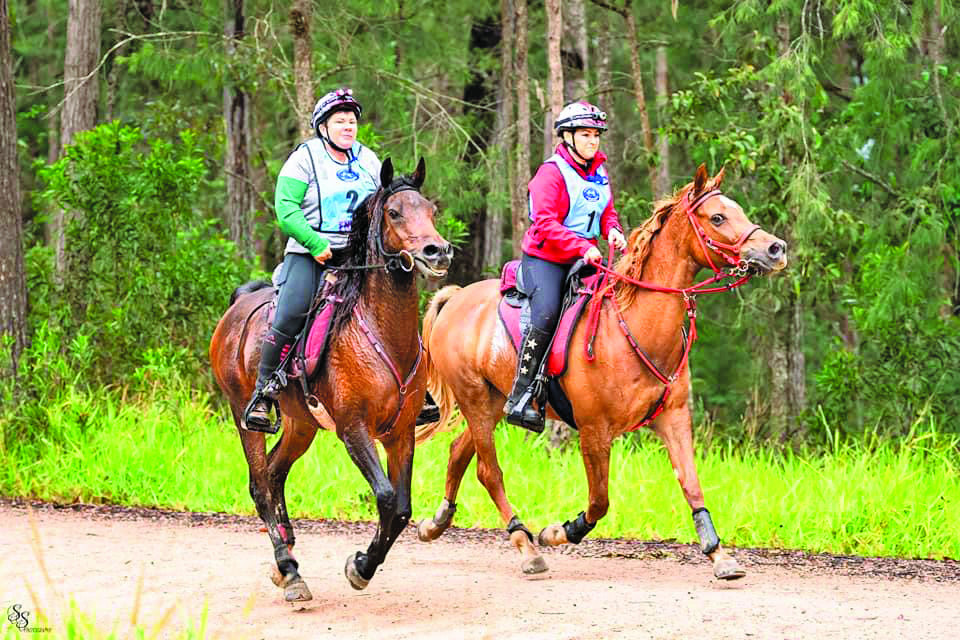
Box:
[485,0,515,272]
[512,0,530,258]
[588,0,656,194]
[224,0,255,264]
[596,10,616,182]
[562,0,588,101]
[624,11,656,195]
[654,45,671,198]
[290,0,313,142]
[55,0,101,278]
[0,0,28,377]
[543,0,563,160]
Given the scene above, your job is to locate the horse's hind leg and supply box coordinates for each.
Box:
[417,428,475,541]
[236,411,312,602]
[461,394,547,575]
[340,421,404,590]
[654,406,745,580]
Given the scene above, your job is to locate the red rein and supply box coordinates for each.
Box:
[584,190,757,431]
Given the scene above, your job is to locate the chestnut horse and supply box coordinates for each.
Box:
[210,159,451,601]
[415,166,786,579]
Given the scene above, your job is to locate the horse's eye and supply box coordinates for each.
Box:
[388,208,401,220]
[710,214,725,226]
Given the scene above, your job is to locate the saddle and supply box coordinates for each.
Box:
[497,259,603,428]
[256,273,341,430]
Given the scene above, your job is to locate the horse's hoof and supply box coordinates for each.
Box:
[713,556,746,580]
[283,576,313,602]
[417,519,441,542]
[344,552,370,591]
[537,524,567,547]
[522,555,549,575]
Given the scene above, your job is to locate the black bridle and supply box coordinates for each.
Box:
[326,182,420,273]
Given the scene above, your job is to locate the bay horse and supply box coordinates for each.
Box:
[415,166,786,579]
[210,158,451,601]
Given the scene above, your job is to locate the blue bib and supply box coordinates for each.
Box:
[531,154,612,239]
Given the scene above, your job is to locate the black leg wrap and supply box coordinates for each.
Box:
[562,511,596,545]
[506,516,534,543]
[692,507,720,555]
[275,545,299,576]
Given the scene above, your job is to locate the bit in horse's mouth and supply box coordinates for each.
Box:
[414,256,449,278]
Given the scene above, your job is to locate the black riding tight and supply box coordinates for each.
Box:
[272,251,342,339]
[520,253,570,334]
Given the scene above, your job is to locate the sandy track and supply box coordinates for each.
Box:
[1,501,958,639]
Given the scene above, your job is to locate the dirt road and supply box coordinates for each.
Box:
[1,501,957,639]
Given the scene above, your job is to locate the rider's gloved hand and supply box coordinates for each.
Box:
[584,246,603,266]
[314,246,333,263]
[608,228,627,252]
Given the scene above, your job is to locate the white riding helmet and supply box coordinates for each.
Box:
[554,101,608,134]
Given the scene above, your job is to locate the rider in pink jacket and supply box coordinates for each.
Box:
[504,101,627,431]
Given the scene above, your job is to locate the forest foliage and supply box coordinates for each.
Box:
[4,0,959,448]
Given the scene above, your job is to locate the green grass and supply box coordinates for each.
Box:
[2,383,958,560]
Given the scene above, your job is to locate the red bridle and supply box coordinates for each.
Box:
[685,189,761,274]
[582,189,759,430]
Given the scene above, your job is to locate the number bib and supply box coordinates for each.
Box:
[535,153,611,239]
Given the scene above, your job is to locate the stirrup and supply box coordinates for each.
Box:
[504,384,545,433]
[243,389,282,435]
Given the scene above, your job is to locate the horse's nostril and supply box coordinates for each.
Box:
[423,244,440,258]
[768,242,784,257]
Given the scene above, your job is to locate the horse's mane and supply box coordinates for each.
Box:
[328,175,420,332]
[611,175,722,308]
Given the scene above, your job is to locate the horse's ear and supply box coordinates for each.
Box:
[712,167,726,189]
[693,163,709,195]
[380,158,394,187]
[411,157,426,189]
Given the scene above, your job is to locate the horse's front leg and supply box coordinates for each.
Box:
[340,420,401,590]
[653,404,745,580]
[538,429,611,548]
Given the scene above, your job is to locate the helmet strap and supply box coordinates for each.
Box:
[562,131,591,169]
[317,124,353,157]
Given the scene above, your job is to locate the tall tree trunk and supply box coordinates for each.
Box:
[596,10,616,182]
[562,0,588,101]
[224,0,255,264]
[768,15,806,442]
[55,0,101,278]
[290,0,313,142]
[0,0,28,377]
[589,0,656,194]
[485,0,515,272]
[512,0,530,258]
[623,11,656,195]
[654,45,671,198]
[543,0,563,159]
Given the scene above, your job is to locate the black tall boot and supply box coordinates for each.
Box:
[243,328,295,434]
[503,326,552,432]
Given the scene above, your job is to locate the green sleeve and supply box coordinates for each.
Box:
[274,176,330,256]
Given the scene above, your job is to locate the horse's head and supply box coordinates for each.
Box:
[377,158,453,278]
[684,165,787,275]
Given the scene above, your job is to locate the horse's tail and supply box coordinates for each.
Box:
[229,280,273,307]
[415,285,462,444]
